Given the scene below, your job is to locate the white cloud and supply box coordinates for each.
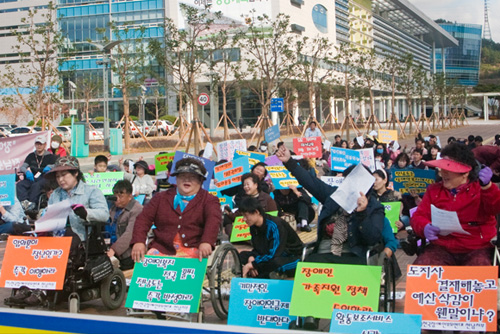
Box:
[409,0,499,42]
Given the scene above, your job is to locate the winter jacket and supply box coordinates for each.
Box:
[109,199,143,260]
[411,181,500,253]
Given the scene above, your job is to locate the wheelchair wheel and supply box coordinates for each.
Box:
[100,268,126,310]
[381,257,395,312]
[209,243,242,320]
[68,293,80,313]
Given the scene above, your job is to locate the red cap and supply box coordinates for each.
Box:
[424,157,472,173]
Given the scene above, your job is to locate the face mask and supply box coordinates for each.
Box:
[51,142,60,149]
[376,148,383,154]
[260,146,267,152]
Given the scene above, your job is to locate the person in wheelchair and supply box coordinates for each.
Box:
[238,197,303,279]
[106,180,143,270]
[131,157,221,261]
[273,184,315,232]
[0,197,26,236]
[411,142,500,266]
[276,144,384,265]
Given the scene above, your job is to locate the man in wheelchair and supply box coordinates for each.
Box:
[238,197,303,279]
[276,145,384,265]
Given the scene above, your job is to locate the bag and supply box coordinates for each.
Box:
[84,255,113,284]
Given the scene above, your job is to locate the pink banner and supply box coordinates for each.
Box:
[0,131,50,175]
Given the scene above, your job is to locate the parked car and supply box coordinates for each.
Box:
[89,122,105,141]
[56,126,72,141]
[9,127,37,137]
[149,119,175,135]
[0,127,11,137]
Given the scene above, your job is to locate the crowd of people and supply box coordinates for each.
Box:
[3,126,500,317]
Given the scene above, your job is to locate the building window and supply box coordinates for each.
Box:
[312,4,327,34]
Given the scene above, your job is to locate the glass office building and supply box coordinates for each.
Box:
[436,23,482,86]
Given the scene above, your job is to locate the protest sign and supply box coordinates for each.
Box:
[213,156,250,191]
[0,236,71,290]
[216,139,247,161]
[358,148,376,172]
[0,131,50,176]
[83,172,124,195]
[290,262,381,319]
[265,166,300,190]
[230,211,278,243]
[264,124,281,143]
[378,129,398,144]
[0,173,15,205]
[390,169,436,195]
[404,265,497,332]
[125,256,207,313]
[169,151,215,191]
[381,201,402,233]
[233,150,267,167]
[265,155,283,167]
[154,152,175,174]
[320,176,344,187]
[208,188,233,210]
[35,199,72,233]
[330,147,360,172]
[228,278,297,329]
[293,137,322,159]
[330,310,422,334]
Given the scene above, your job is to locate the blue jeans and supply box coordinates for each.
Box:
[0,222,14,234]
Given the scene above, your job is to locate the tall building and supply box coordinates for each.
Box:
[335,0,350,44]
[349,0,373,50]
[436,23,482,86]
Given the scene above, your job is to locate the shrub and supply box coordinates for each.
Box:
[59,118,72,126]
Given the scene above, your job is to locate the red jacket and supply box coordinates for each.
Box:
[473,145,500,173]
[411,181,500,253]
[131,187,221,255]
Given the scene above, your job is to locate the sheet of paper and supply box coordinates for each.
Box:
[35,199,72,233]
[203,142,213,159]
[430,204,470,236]
[330,163,375,213]
[356,136,364,147]
[323,140,332,150]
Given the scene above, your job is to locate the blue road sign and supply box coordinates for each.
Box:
[270,98,284,112]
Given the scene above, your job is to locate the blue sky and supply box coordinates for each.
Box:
[409,0,499,42]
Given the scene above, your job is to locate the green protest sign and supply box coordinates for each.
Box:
[230,211,279,243]
[154,152,176,174]
[289,262,381,319]
[381,201,402,233]
[83,172,124,195]
[125,256,207,313]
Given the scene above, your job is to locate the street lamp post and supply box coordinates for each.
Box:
[94,40,123,152]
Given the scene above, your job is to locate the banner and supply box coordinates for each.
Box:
[125,256,207,313]
[381,201,402,233]
[293,137,322,159]
[265,166,300,190]
[0,173,16,206]
[216,139,247,161]
[404,265,497,332]
[358,148,376,172]
[0,131,50,176]
[230,211,278,243]
[289,263,381,319]
[228,278,297,329]
[169,151,215,191]
[233,150,267,167]
[320,176,344,187]
[213,156,250,191]
[83,172,124,195]
[330,310,422,334]
[0,236,71,290]
[378,130,398,144]
[264,124,281,143]
[154,152,175,174]
[330,147,360,172]
[390,169,436,195]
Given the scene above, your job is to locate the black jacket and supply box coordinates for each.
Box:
[284,159,384,258]
[248,215,303,271]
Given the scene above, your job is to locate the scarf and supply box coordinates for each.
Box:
[173,190,196,212]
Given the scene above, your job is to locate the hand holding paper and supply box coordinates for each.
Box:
[330,164,375,214]
[430,204,470,236]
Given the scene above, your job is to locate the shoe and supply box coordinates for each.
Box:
[303,316,319,330]
[24,289,46,306]
[4,286,31,306]
[301,225,312,232]
[400,237,418,256]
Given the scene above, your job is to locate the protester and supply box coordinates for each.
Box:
[46,156,109,242]
[106,180,142,270]
[391,153,411,171]
[131,158,220,261]
[333,134,342,147]
[305,121,321,138]
[47,135,67,158]
[16,135,57,211]
[411,142,500,266]
[372,169,404,230]
[238,197,303,279]
[423,145,440,162]
[410,148,427,170]
[276,145,384,265]
[93,154,120,173]
[124,160,155,200]
[474,135,483,147]
[273,184,315,232]
[374,143,389,169]
[473,144,500,183]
